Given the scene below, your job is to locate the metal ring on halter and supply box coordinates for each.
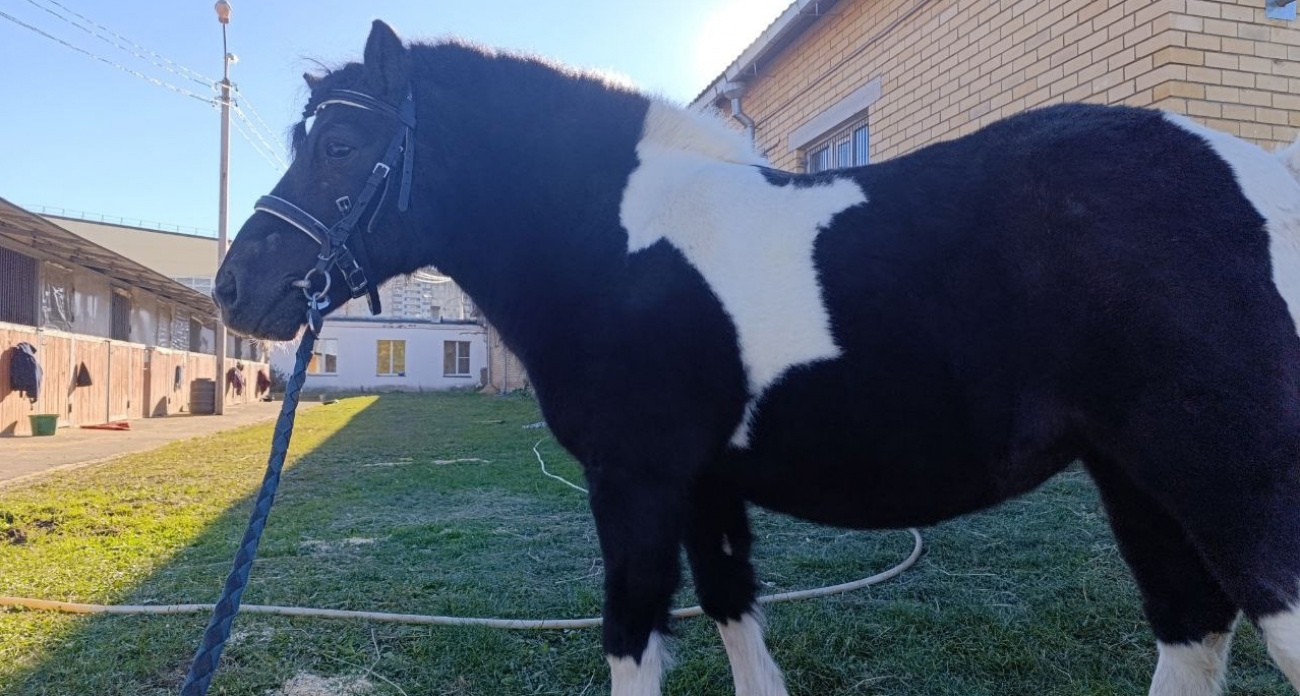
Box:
[306,305,323,336]
[299,267,332,303]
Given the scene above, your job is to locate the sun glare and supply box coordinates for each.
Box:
[692,0,792,92]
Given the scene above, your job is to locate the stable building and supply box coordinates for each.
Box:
[0,198,269,436]
[692,0,1300,172]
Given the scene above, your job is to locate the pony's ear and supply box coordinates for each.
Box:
[362,20,409,101]
[302,72,323,90]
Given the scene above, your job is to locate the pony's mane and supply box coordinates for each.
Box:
[289,38,760,166]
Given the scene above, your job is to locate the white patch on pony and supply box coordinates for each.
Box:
[718,612,789,696]
[607,631,669,696]
[1149,632,1235,696]
[1260,606,1300,688]
[637,99,767,166]
[1163,114,1300,333]
[622,101,867,446]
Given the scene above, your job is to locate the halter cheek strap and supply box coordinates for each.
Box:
[253,85,417,316]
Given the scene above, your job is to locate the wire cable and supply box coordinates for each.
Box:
[0,529,922,630]
[24,0,216,86]
[230,116,288,173]
[232,87,291,160]
[232,105,290,170]
[534,438,590,494]
[0,8,214,105]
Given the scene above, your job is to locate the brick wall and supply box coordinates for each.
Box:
[726,0,1300,171]
[484,323,529,393]
[1158,0,1300,147]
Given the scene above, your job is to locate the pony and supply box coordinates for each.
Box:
[215,20,1300,696]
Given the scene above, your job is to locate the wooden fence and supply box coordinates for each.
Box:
[0,323,269,436]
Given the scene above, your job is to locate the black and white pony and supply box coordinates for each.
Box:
[215,21,1300,696]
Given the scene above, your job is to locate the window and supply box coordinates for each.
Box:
[806,146,831,174]
[376,339,406,376]
[41,263,73,328]
[188,317,202,352]
[174,276,214,294]
[111,289,131,341]
[806,117,869,173]
[0,246,38,326]
[444,340,471,376]
[310,338,338,375]
[156,303,172,348]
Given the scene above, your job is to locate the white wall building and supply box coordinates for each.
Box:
[273,317,488,392]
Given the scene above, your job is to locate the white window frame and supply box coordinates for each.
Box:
[309,338,339,375]
[443,340,472,377]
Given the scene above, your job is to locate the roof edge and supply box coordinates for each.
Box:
[689,0,843,111]
[0,197,217,317]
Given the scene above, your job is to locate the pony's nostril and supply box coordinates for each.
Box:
[213,267,238,308]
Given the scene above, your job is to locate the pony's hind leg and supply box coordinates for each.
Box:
[1156,439,1300,691]
[1086,459,1241,696]
[684,472,788,696]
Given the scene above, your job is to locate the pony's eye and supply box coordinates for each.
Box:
[325,141,354,159]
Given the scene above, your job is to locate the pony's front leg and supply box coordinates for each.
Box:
[588,462,688,696]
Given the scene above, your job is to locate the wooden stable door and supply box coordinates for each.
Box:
[108,343,131,421]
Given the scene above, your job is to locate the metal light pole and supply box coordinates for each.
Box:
[214,0,233,416]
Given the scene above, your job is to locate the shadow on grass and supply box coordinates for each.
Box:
[0,393,1294,695]
[0,393,614,695]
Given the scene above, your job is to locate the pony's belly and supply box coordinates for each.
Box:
[728,449,1016,529]
[722,368,1074,529]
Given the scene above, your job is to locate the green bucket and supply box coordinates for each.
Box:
[28,415,59,437]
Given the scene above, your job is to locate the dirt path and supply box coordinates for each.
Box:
[0,400,318,488]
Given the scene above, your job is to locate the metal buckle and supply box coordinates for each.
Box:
[297,267,332,305]
[373,162,391,178]
[342,265,367,295]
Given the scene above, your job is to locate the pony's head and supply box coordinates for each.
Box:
[216,21,653,341]
[215,20,417,339]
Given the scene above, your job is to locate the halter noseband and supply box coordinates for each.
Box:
[254,85,417,318]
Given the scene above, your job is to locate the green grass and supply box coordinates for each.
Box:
[0,393,1290,695]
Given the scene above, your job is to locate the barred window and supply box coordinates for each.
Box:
[0,246,38,326]
[111,289,131,341]
[806,117,869,174]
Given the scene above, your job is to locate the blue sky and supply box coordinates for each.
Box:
[0,0,788,235]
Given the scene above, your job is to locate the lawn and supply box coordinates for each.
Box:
[0,393,1290,695]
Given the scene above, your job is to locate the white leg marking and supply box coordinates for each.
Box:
[718,613,789,696]
[608,632,668,696]
[1261,607,1300,688]
[1149,632,1235,696]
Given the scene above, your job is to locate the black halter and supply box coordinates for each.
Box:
[254,85,416,317]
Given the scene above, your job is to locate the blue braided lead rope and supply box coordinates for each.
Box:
[179,327,318,695]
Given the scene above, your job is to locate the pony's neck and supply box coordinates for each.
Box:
[409,45,761,362]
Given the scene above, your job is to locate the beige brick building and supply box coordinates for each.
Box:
[692,0,1300,172]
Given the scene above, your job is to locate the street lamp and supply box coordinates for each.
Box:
[214,0,232,415]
